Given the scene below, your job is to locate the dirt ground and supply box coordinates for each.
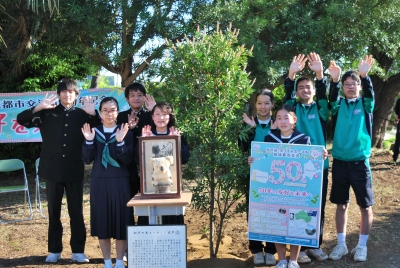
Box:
[1,150,400,268]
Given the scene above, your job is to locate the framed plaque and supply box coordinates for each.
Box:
[139,135,181,199]
[127,225,187,268]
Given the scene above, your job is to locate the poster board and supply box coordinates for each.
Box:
[249,142,324,247]
[127,225,187,268]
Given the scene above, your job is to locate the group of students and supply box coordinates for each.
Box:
[17,80,189,268]
[17,52,375,268]
[239,53,375,268]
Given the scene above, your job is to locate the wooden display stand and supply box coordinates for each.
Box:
[127,192,192,225]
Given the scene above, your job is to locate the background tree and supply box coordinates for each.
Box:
[62,0,206,86]
[0,0,98,92]
[162,24,254,257]
[196,0,400,147]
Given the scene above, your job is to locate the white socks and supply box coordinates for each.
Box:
[358,234,369,247]
[337,232,346,245]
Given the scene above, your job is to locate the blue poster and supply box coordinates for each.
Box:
[248,142,324,247]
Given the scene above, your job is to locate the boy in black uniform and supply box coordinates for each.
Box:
[17,79,101,263]
[328,56,375,262]
[116,82,155,225]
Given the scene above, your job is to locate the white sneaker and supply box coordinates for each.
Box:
[253,252,264,264]
[45,253,61,263]
[351,245,367,261]
[71,253,89,263]
[288,261,301,268]
[275,260,288,268]
[265,253,276,265]
[329,244,348,260]
[123,251,127,262]
[306,248,328,261]
[297,251,311,263]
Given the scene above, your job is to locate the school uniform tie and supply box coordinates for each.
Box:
[95,135,120,168]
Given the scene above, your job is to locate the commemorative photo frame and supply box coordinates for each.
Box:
[138,135,181,199]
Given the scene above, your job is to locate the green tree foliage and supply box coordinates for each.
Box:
[196,0,400,147]
[162,24,254,257]
[0,1,98,93]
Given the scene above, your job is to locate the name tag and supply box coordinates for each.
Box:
[308,114,316,119]
[353,109,361,115]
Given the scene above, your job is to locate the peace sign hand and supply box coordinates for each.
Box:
[142,125,153,137]
[127,111,139,129]
[169,127,182,136]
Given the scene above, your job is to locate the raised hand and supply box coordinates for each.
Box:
[145,94,156,111]
[328,61,342,83]
[34,94,58,112]
[116,123,129,142]
[81,96,96,115]
[248,156,254,165]
[169,126,182,136]
[81,123,95,141]
[270,119,278,130]
[289,54,307,80]
[127,110,139,129]
[358,55,374,78]
[141,125,153,137]
[242,113,256,127]
[323,148,328,160]
[307,52,323,80]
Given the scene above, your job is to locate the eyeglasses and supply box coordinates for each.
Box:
[343,83,360,88]
[101,109,118,115]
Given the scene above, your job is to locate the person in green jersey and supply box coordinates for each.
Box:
[284,53,330,263]
[327,56,375,263]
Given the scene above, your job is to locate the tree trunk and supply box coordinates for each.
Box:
[90,74,100,89]
[370,74,400,148]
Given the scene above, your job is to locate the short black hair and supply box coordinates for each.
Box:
[341,70,361,84]
[295,76,314,91]
[99,97,119,111]
[57,79,79,95]
[124,82,146,98]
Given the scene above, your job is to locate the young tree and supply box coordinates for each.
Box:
[162,24,254,257]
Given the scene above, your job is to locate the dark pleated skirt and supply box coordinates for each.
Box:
[90,176,134,240]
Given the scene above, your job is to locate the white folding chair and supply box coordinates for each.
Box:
[35,158,47,218]
[0,159,33,224]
